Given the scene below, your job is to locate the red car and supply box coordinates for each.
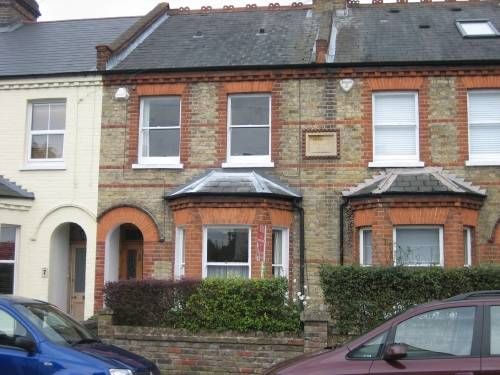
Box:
[267,291,500,375]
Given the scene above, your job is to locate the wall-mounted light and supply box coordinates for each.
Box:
[339,79,354,92]
[114,87,130,100]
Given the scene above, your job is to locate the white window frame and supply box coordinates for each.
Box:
[393,226,444,267]
[0,225,19,295]
[202,225,251,279]
[466,90,500,166]
[369,92,423,168]
[174,227,185,279]
[222,94,274,168]
[137,96,182,168]
[25,100,66,169]
[464,227,472,267]
[359,228,372,266]
[456,20,500,38]
[272,228,289,278]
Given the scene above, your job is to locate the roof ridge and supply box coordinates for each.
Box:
[167,3,312,15]
[37,15,141,24]
[342,172,386,196]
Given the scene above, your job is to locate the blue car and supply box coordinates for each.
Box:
[0,296,160,374]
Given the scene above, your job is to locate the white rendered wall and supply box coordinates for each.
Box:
[0,76,102,319]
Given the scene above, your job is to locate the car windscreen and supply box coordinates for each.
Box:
[15,303,95,346]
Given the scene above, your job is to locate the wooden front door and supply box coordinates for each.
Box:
[119,241,143,280]
[69,245,86,321]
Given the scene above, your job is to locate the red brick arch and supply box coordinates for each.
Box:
[97,206,160,242]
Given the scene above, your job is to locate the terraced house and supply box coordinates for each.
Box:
[94,0,500,310]
[0,0,137,319]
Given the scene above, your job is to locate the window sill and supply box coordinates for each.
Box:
[368,161,425,168]
[465,160,500,166]
[132,163,184,170]
[222,161,275,169]
[20,163,66,171]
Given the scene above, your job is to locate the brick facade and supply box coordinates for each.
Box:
[98,66,500,310]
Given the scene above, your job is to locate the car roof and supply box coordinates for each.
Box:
[0,295,47,305]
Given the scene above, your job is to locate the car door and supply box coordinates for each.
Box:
[0,307,39,374]
[480,303,500,373]
[370,305,481,375]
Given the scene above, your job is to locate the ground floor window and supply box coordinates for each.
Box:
[464,227,473,267]
[272,228,289,278]
[359,228,373,266]
[0,225,18,294]
[204,227,250,278]
[174,227,185,279]
[394,226,443,266]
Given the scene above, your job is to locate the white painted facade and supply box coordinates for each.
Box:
[0,75,102,319]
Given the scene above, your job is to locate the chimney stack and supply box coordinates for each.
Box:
[0,0,40,29]
[313,0,347,12]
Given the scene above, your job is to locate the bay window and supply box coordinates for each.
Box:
[272,229,288,278]
[360,228,373,266]
[204,227,250,278]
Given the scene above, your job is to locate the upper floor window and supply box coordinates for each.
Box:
[226,94,272,167]
[139,97,181,166]
[28,101,66,162]
[371,92,421,167]
[467,90,500,165]
[456,20,499,38]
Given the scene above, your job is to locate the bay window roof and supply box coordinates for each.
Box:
[0,176,34,199]
[343,168,486,198]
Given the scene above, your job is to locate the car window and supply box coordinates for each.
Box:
[0,309,30,349]
[489,306,500,355]
[394,307,476,358]
[348,331,388,359]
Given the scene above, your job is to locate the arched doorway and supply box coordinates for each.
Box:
[105,224,144,282]
[49,223,87,321]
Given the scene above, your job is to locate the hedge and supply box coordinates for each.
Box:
[104,278,301,333]
[320,265,500,335]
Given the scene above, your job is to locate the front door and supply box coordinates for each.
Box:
[69,246,86,321]
[119,241,143,280]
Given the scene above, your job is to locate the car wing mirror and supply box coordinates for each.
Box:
[383,343,408,361]
[14,336,36,353]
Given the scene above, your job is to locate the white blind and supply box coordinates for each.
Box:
[469,91,500,157]
[373,93,418,159]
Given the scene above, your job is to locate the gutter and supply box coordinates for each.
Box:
[339,198,346,266]
[293,199,306,295]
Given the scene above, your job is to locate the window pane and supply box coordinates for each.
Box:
[394,307,475,358]
[47,134,64,158]
[146,97,180,127]
[230,127,269,156]
[395,228,440,266]
[375,126,416,156]
[0,226,16,261]
[31,135,47,159]
[74,248,86,293]
[144,128,180,157]
[464,229,471,266]
[490,306,500,355]
[469,92,500,123]
[231,96,269,125]
[0,264,14,294]
[469,124,500,155]
[362,230,372,265]
[32,104,49,130]
[207,265,249,278]
[272,230,282,265]
[373,94,416,126]
[0,310,28,347]
[460,22,496,36]
[207,228,248,263]
[349,331,387,359]
[50,103,66,130]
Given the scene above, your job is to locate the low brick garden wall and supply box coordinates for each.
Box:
[97,311,329,374]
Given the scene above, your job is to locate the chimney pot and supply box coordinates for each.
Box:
[0,0,40,29]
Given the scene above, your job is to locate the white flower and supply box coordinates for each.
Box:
[303,301,307,306]
[297,291,301,296]
[293,278,297,283]
[293,298,297,303]
[304,285,308,290]
[299,295,305,301]
[306,296,311,300]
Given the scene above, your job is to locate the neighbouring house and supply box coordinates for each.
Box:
[94,0,500,311]
[0,0,137,319]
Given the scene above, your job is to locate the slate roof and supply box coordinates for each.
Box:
[333,1,500,63]
[343,168,486,198]
[112,8,319,70]
[166,171,301,199]
[0,16,139,77]
[0,176,34,199]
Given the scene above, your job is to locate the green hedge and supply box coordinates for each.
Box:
[104,277,301,333]
[320,265,500,335]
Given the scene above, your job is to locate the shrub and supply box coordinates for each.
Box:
[103,277,301,333]
[182,277,301,333]
[320,265,500,335]
[104,279,199,326]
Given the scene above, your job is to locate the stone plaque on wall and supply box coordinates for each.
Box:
[303,128,339,159]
